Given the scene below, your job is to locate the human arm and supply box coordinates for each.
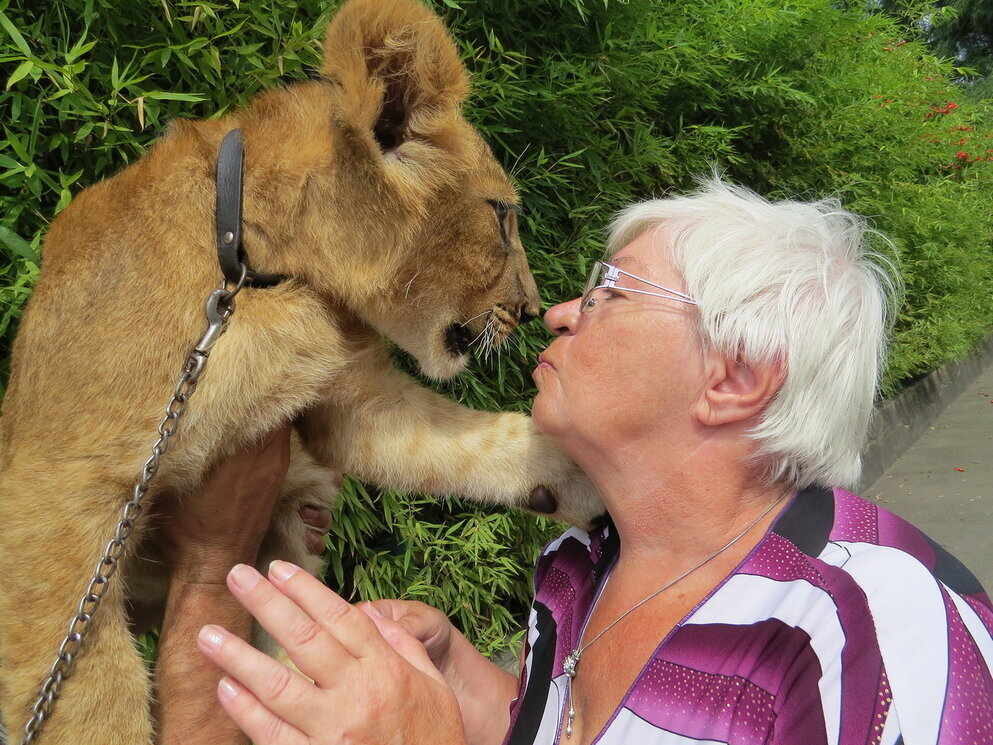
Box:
[154,424,335,744]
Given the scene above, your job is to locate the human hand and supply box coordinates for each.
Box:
[357,599,457,676]
[159,425,292,584]
[357,600,519,745]
[197,562,466,745]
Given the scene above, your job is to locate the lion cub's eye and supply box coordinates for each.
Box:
[486,199,521,223]
[486,200,520,253]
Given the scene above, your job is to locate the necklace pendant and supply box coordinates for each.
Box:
[564,650,579,739]
[563,649,580,678]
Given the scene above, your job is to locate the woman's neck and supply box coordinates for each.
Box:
[581,436,792,574]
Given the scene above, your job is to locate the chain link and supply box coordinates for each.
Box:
[21,270,245,745]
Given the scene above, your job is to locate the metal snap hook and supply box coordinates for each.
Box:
[195,289,232,354]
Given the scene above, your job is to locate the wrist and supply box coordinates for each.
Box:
[168,553,258,586]
[156,580,252,745]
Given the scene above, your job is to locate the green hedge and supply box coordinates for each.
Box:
[2,0,992,653]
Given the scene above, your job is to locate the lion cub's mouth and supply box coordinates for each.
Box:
[444,323,474,357]
[443,309,518,359]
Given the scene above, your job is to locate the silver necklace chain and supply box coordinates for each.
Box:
[561,489,792,739]
[20,270,245,745]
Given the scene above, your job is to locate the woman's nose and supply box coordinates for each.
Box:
[544,297,582,337]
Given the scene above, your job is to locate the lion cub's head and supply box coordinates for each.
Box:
[233,0,541,380]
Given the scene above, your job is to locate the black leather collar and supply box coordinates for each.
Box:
[215,129,283,289]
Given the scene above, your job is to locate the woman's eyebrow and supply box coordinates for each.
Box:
[610,256,651,272]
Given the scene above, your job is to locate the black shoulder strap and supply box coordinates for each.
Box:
[215,129,284,289]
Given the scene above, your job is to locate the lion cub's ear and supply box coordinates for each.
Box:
[321,0,470,155]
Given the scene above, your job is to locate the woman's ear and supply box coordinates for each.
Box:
[694,350,784,428]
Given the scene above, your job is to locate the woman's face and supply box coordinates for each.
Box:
[532,228,706,459]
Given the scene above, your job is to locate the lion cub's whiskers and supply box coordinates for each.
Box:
[460,309,491,327]
[479,313,503,363]
[468,318,491,349]
[403,272,421,300]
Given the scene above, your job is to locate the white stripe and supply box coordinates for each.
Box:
[834,542,948,745]
[540,527,593,558]
[879,701,902,745]
[527,676,565,745]
[598,708,726,745]
[684,574,845,745]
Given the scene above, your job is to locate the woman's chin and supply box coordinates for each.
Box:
[530,394,563,439]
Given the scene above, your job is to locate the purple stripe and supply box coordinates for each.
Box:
[624,659,776,744]
[647,620,828,744]
[831,488,879,544]
[875,507,937,569]
[589,526,609,564]
[534,534,597,675]
[741,533,829,584]
[963,593,993,632]
[743,532,887,743]
[805,560,887,743]
[937,587,993,743]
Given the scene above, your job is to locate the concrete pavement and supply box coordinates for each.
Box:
[864,359,993,593]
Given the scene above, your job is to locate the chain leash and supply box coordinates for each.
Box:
[20,270,246,745]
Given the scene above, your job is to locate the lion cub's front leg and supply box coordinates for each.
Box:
[300,345,605,528]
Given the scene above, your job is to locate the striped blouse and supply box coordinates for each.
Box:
[503,487,993,745]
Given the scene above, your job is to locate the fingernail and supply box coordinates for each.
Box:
[218,677,240,701]
[199,625,225,650]
[362,602,383,619]
[229,564,260,591]
[269,560,299,582]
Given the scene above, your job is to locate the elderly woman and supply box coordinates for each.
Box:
[158,179,993,744]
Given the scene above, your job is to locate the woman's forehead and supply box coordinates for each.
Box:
[611,229,680,279]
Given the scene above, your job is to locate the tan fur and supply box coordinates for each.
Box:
[0,1,604,742]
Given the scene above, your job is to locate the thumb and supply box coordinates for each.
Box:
[365,612,448,685]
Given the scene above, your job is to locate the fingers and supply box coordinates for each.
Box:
[225,564,361,686]
[359,611,448,685]
[197,627,313,743]
[227,562,396,687]
[263,561,396,662]
[358,600,454,673]
[304,529,327,555]
[360,600,444,644]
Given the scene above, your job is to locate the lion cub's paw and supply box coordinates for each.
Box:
[258,443,342,578]
[533,464,607,530]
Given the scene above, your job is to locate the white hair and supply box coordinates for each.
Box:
[607,178,901,489]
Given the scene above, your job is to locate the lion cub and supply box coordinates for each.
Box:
[0,0,603,742]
